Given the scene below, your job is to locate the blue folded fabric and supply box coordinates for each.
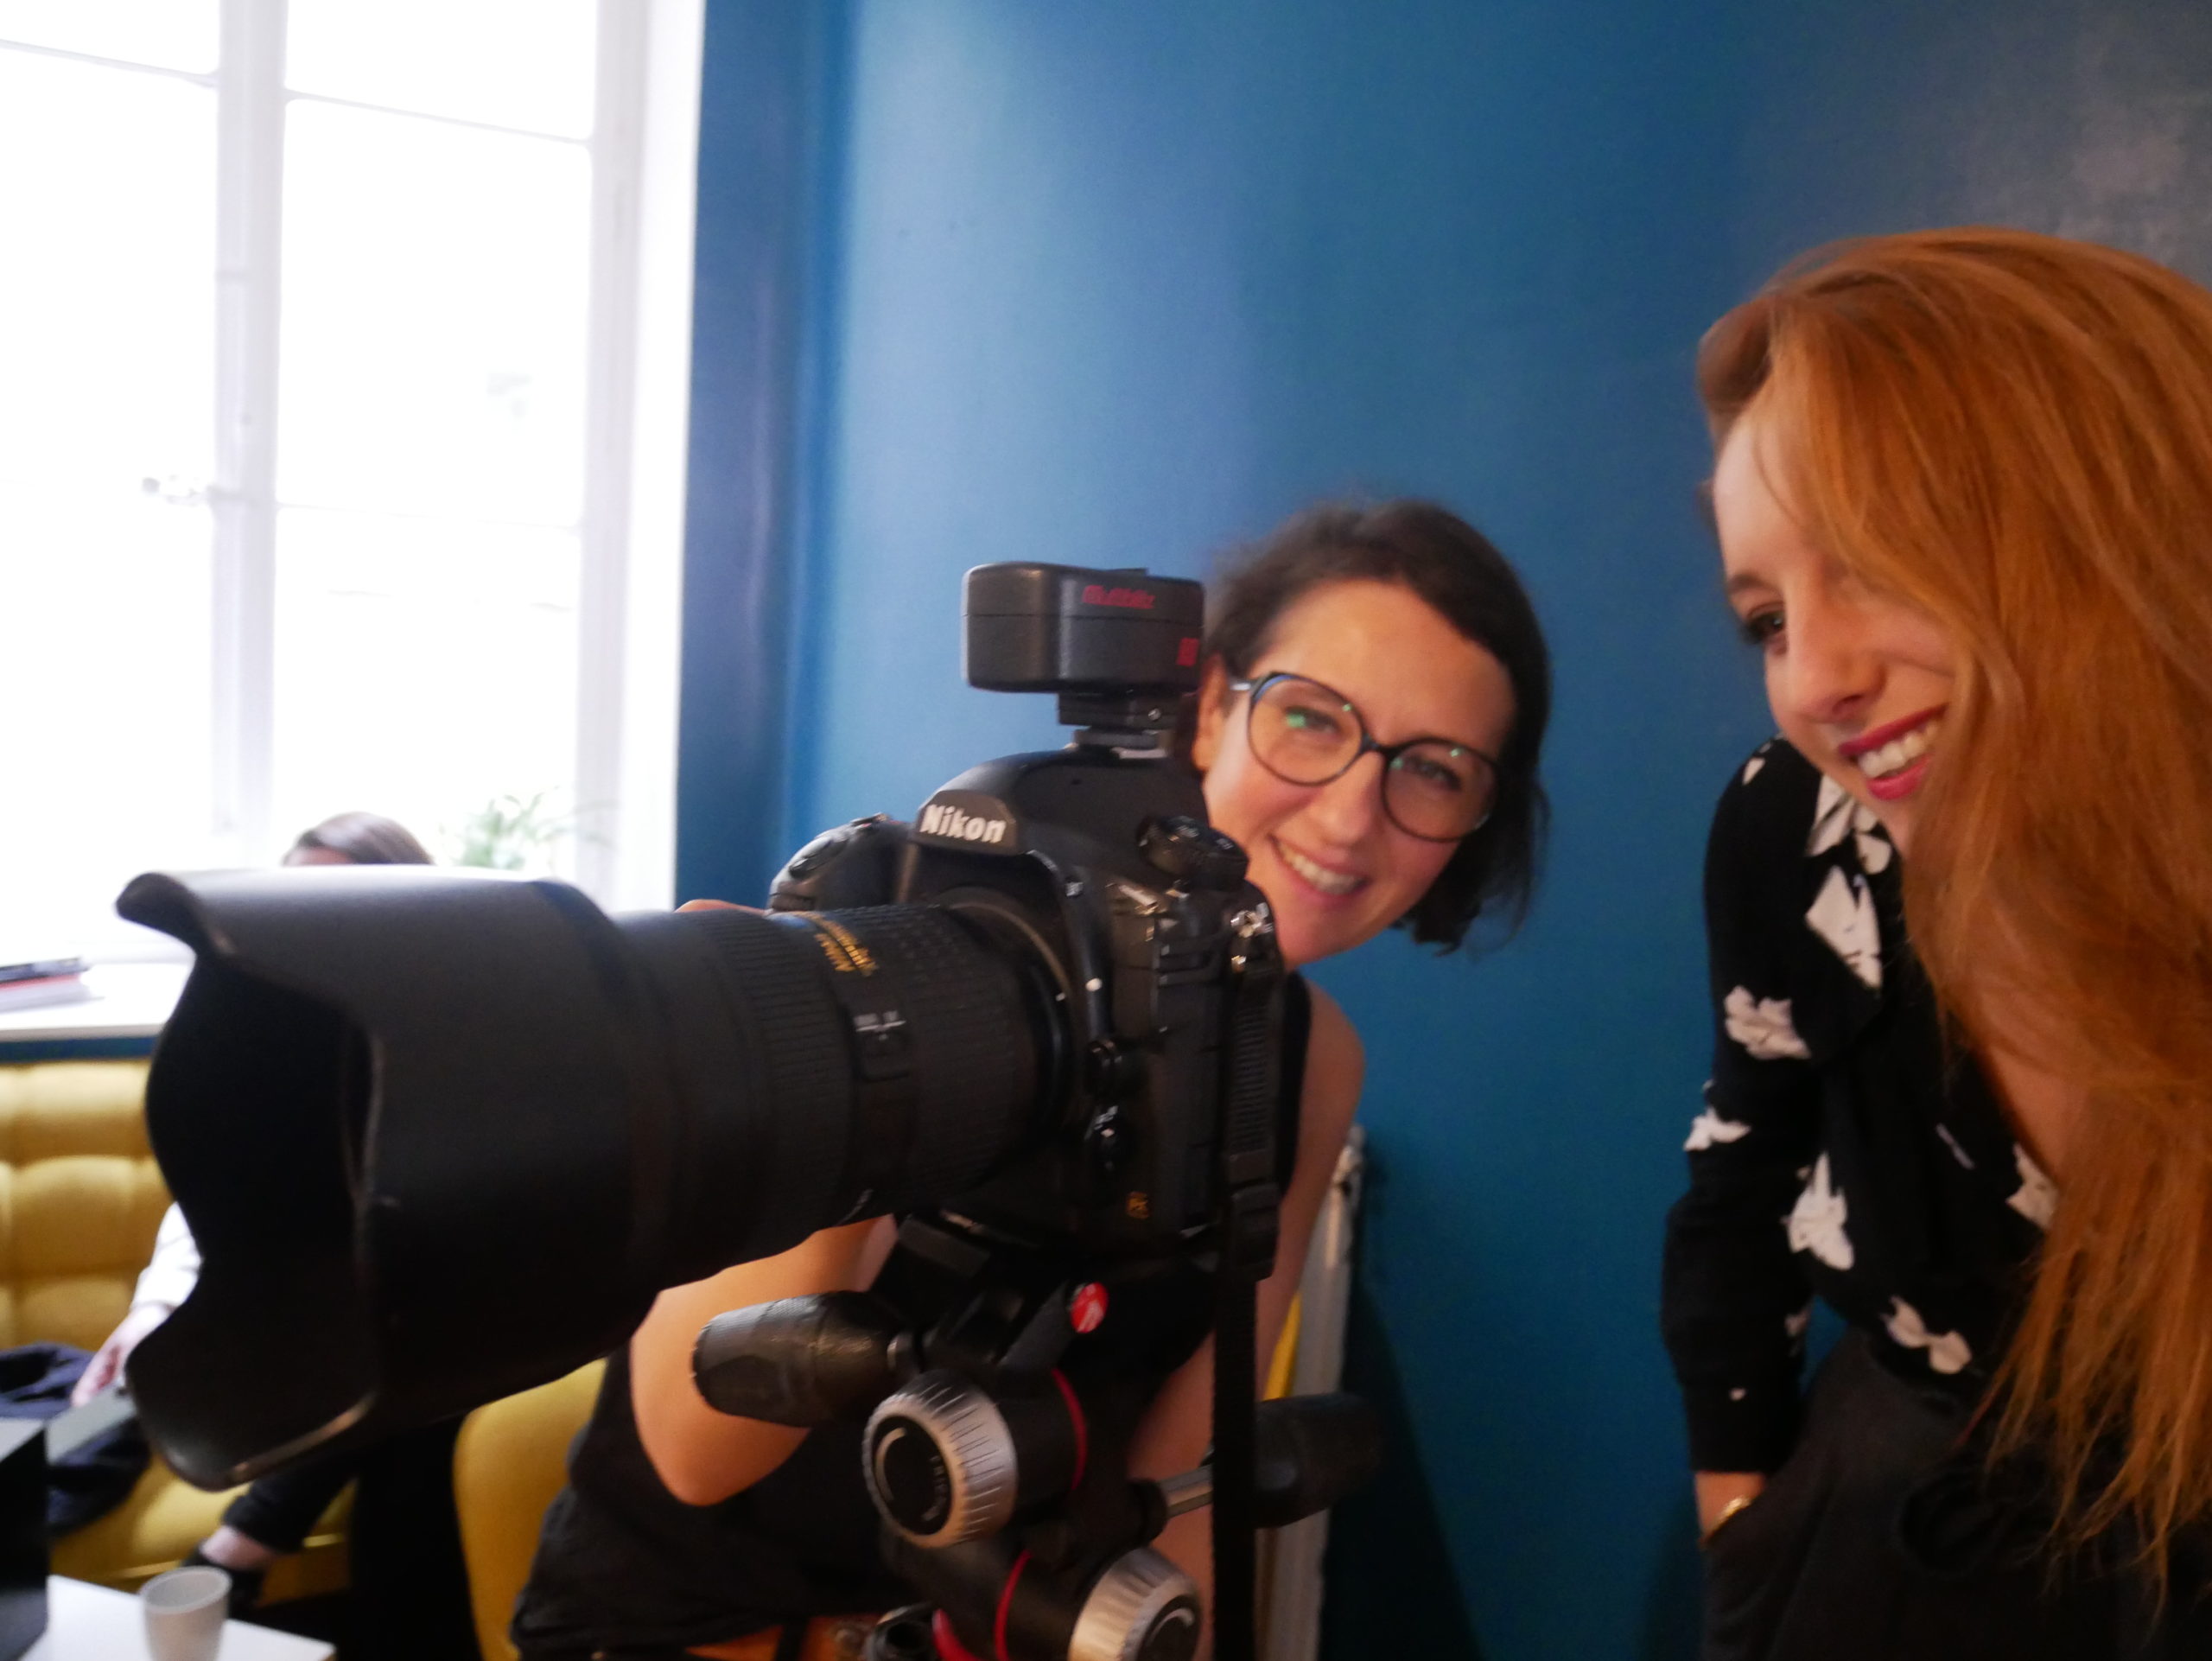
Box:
[0,1344,151,1536]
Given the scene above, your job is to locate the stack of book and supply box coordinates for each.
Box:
[0,958,96,1014]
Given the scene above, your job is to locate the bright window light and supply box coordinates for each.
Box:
[287,0,595,137]
[0,47,218,960]
[278,100,591,523]
[270,509,582,866]
[0,0,216,73]
[0,1,698,966]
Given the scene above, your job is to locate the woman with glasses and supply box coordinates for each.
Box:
[1666,230,2212,1658]
[1189,500,1549,970]
[514,500,1552,1661]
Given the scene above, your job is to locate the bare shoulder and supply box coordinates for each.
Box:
[1300,981,1363,1143]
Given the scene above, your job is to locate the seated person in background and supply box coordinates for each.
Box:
[512,500,1554,1660]
[1666,229,2212,1658]
[271,810,435,869]
[75,811,475,1659]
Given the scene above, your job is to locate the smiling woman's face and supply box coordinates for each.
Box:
[1713,414,1958,854]
[1192,578,1515,969]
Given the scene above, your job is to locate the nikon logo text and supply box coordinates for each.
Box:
[919,804,1010,844]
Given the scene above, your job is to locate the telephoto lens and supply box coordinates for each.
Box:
[116,866,1054,1487]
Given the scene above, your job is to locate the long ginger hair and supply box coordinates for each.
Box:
[1700,227,2212,1567]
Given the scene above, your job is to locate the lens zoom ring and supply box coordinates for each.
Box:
[680,909,855,1241]
[827,906,1042,1207]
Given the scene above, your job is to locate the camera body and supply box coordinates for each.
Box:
[776,750,1277,1260]
[770,562,1283,1263]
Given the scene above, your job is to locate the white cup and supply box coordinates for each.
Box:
[140,1566,229,1661]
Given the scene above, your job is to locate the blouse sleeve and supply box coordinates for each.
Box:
[1660,748,1823,1473]
[130,1202,202,1314]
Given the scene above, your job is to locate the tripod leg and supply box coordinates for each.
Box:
[1213,1270,1261,1661]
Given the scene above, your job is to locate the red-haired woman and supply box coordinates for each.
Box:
[1665,229,2212,1658]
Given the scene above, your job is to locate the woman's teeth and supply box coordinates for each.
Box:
[1278,842,1363,896]
[1854,719,1939,780]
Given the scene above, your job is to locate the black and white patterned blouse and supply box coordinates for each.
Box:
[1660,738,2056,1473]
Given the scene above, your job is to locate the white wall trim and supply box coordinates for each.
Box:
[592,0,701,911]
[208,0,285,867]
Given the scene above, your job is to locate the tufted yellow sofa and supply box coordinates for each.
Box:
[0,1059,349,1597]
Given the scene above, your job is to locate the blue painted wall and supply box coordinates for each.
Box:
[677,3,2212,1655]
[674,0,847,907]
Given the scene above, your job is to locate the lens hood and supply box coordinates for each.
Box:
[118,866,695,1486]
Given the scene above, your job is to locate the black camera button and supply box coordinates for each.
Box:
[1083,1105,1133,1179]
[1084,1039,1146,1102]
[1138,816,1248,890]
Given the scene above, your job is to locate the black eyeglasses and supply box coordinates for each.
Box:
[1229,672,1498,843]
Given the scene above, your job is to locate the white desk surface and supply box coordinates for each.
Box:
[0,964,188,1044]
[26,1576,334,1661]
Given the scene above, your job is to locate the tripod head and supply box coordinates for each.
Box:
[696,1214,1380,1661]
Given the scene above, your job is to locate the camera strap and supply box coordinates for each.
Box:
[1212,945,1284,1661]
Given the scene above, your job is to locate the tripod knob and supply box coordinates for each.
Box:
[861,1607,940,1661]
[881,1537,1200,1661]
[864,1371,1080,1546]
[1067,1548,1201,1661]
[867,1372,1017,1544]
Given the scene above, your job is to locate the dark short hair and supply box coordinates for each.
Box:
[1198,500,1551,951]
[289,811,434,866]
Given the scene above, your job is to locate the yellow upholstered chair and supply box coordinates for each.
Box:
[454,1357,605,1661]
[0,1060,349,1596]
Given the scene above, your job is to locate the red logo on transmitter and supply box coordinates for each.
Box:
[1081,584,1155,610]
[1176,636,1199,667]
[1070,1282,1109,1333]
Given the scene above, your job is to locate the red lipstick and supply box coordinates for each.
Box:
[1835,704,1945,760]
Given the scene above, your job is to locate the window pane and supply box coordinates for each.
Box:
[0,48,216,960]
[0,1,215,73]
[278,100,590,525]
[0,51,214,496]
[287,0,595,137]
[0,484,214,958]
[270,509,579,872]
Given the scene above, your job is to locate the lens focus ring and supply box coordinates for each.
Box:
[864,1371,1017,1545]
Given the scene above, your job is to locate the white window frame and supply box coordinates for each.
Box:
[3,0,697,938]
[585,0,700,913]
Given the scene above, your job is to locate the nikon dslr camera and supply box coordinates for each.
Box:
[118,563,1373,1661]
[118,562,1278,1487]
